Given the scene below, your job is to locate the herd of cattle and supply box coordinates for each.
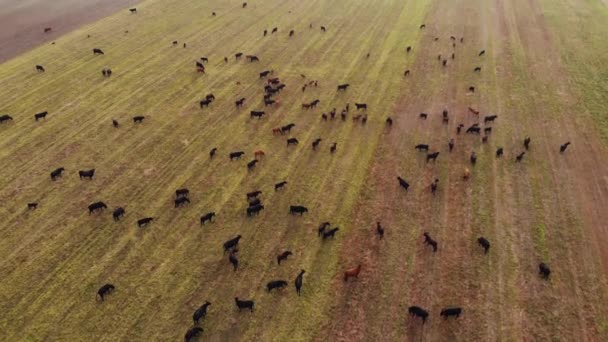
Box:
[0,4,574,341]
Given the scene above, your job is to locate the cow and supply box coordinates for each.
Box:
[28,203,38,210]
[242,2,247,8]
[281,123,295,133]
[289,205,308,215]
[88,201,107,214]
[199,99,212,108]
[210,147,217,158]
[248,198,261,207]
[229,250,239,271]
[259,70,272,78]
[133,116,145,123]
[275,181,287,191]
[175,197,190,208]
[93,48,104,55]
[44,27,52,33]
[484,115,497,123]
[404,70,410,77]
[468,86,475,93]
[264,99,276,106]
[477,237,490,254]
[199,212,216,225]
[414,144,429,152]
[449,138,455,152]
[430,178,439,194]
[137,217,154,228]
[386,117,393,126]
[175,188,189,198]
[337,84,349,91]
[516,152,525,162]
[264,29,267,36]
[223,235,242,253]
[112,119,119,128]
[113,207,125,221]
[397,176,409,191]
[484,127,492,134]
[295,270,305,295]
[539,263,551,279]
[323,227,339,239]
[524,137,531,150]
[420,24,426,29]
[247,204,264,216]
[423,232,438,252]
[250,110,265,119]
[560,142,571,153]
[289,30,295,37]
[344,264,361,281]
[235,297,254,312]
[50,167,65,181]
[426,152,440,162]
[470,152,477,165]
[192,301,211,325]
[318,222,331,236]
[34,111,48,121]
[247,159,258,171]
[312,138,322,150]
[246,190,262,199]
[406,46,412,53]
[229,151,245,160]
[277,251,292,265]
[440,307,462,319]
[287,138,299,146]
[235,52,243,59]
[376,222,384,239]
[96,284,115,301]
[246,55,259,62]
[496,147,504,158]
[474,66,481,72]
[129,8,137,13]
[355,103,367,110]
[419,113,428,120]
[330,143,337,153]
[185,327,204,342]
[78,169,95,180]
[463,167,471,180]
[267,280,288,292]
[235,98,246,107]
[408,306,429,324]
[36,65,45,72]
[0,115,13,123]
[479,50,486,56]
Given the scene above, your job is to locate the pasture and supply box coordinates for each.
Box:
[0,0,607,340]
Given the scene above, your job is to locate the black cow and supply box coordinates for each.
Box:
[133,116,145,123]
[469,86,475,93]
[312,138,322,150]
[93,48,104,55]
[323,227,339,239]
[34,111,48,121]
[415,144,429,151]
[247,190,262,199]
[259,70,272,78]
[208,147,217,159]
[247,160,258,170]
[229,250,239,271]
[223,235,242,253]
[474,66,481,72]
[137,217,154,227]
[289,205,308,215]
[281,123,295,133]
[524,137,531,150]
[277,251,292,265]
[330,143,337,153]
[0,115,13,123]
[185,327,203,342]
[50,167,65,181]
[176,188,189,198]
[470,152,477,165]
[79,169,95,180]
[408,306,429,324]
[423,232,438,252]
[96,284,115,301]
[192,301,211,325]
[355,103,367,110]
[230,151,245,160]
[275,181,287,190]
[113,207,125,221]
[496,147,504,157]
[448,139,455,152]
[397,176,409,191]
[479,50,486,56]
[235,52,243,59]
[440,307,462,319]
[129,8,137,13]
[406,46,412,53]
[318,222,331,236]
[539,263,551,279]
[295,270,305,296]
[28,203,38,210]
[516,152,525,162]
[289,30,295,37]
[426,152,439,162]
[264,99,276,106]
[272,27,278,34]
[560,142,571,153]
[235,297,254,312]
[199,99,212,108]
[175,197,190,207]
[467,126,481,134]
[250,110,265,119]
[321,26,326,32]
[88,201,107,214]
[287,138,299,146]
[200,212,216,225]
[477,237,490,254]
[248,198,261,207]
[484,115,497,123]
[36,65,45,72]
[267,280,288,292]
[235,98,246,107]
[376,222,384,239]
[337,84,350,91]
[419,113,428,119]
[112,119,119,128]
[247,204,264,216]
[484,127,492,134]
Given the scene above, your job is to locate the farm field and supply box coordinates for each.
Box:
[0,0,607,341]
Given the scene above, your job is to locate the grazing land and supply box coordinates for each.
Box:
[0,0,607,341]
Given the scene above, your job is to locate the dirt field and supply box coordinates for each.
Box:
[0,0,138,62]
[0,0,607,341]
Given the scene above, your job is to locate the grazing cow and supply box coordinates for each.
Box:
[129,8,137,13]
[112,119,119,128]
[199,99,212,108]
[272,27,278,33]
[44,27,52,33]
[210,148,217,158]
[280,123,295,133]
[337,83,350,91]
[344,264,362,281]
[295,270,305,295]
[420,24,426,29]
[277,251,293,265]
[267,280,288,292]
[474,66,481,72]
[539,263,551,279]
[259,70,272,78]
[287,138,299,146]
[247,190,262,199]
[419,113,428,120]
[185,327,204,342]
[235,52,243,59]
[330,143,337,153]
[137,217,154,228]
[397,176,409,191]
[479,50,486,56]
[175,197,190,208]
[247,55,259,62]
[408,306,429,324]
[524,137,531,150]
[516,152,525,162]
[250,110,265,119]
[184,327,203,342]
[406,46,412,53]
[50,167,65,181]
[318,222,330,236]
[323,227,339,239]
[247,204,264,216]
[560,142,571,153]
[440,307,462,319]
[229,250,239,271]
[484,115,497,123]
[496,147,504,158]
[79,169,95,180]
[275,181,287,191]
[376,222,384,239]
[386,117,393,126]
[289,205,308,215]
[200,212,216,225]
[477,237,490,254]
[93,48,104,55]
[467,126,481,134]
[224,235,242,253]
[133,116,145,123]
[36,65,45,72]
[470,152,477,165]
[28,203,38,210]
[426,152,440,162]
[96,284,115,301]
[312,138,322,150]
[463,167,471,180]
[88,201,107,214]
[404,70,410,77]
[113,207,125,221]
[247,159,258,171]
[355,103,367,110]
[235,297,254,312]
[449,138,455,152]
[192,302,211,325]
[430,178,439,194]
[235,98,246,107]
[230,151,245,160]
[289,30,295,37]
[242,2,247,8]
[34,111,48,121]
[423,232,438,252]
[0,115,13,123]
